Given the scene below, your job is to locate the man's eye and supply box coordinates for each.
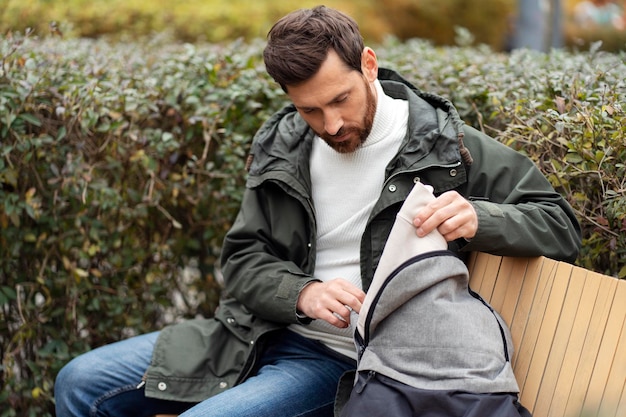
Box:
[338,93,353,104]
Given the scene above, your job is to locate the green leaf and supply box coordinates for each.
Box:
[18,113,42,127]
[56,126,67,141]
[0,286,17,304]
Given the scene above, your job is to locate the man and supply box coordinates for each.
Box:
[54,6,581,417]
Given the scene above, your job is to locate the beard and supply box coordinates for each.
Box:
[319,77,377,154]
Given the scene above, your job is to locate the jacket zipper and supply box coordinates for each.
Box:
[234,340,259,385]
[382,161,462,190]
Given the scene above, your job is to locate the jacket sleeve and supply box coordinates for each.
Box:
[460,126,582,263]
[219,181,317,324]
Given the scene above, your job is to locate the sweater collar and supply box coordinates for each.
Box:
[362,80,408,147]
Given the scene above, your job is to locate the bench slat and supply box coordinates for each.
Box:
[593,279,626,417]
[467,252,625,417]
[535,264,586,415]
[512,257,558,397]
[548,267,601,416]
[509,256,545,368]
[564,273,618,417]
[521,261,573,412]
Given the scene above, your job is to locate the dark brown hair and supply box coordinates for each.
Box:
[263,6,364,91]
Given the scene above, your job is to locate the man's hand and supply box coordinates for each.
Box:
[297,279,365,328]
[412,190,478,241]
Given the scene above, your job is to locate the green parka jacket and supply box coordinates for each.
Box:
[143,68,581,403]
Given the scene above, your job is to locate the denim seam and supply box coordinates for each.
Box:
[294,399,336,417]
[90,384,141,417]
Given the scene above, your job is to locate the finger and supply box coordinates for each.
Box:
[441,227,463,242]
[321,304,352,328]
[416,204,454,237]
[414,192,472,238]
[437,201,478,240]
[337,288,365,314]
[412,193,451,231]
[321,285,362,327]
[435,210,464,237]
[413,204,435,229]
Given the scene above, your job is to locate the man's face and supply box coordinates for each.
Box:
[286,49,378,154]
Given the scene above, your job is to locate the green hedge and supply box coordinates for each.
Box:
[0,32,624,416]
[0,33,287,416]
[1,0,515,50]
[6,0,626,53]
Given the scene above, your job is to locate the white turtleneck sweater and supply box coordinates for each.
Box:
[289,80,409,359]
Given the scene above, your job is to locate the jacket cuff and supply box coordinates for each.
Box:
[295,280,319,324]
[295,310,313,324]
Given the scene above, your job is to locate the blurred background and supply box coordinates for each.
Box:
[1,1,625,416]
[1,0,625,52]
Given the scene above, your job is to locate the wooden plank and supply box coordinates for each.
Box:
[594,279,626,417]
[467,251,491,294]
[466,251,479,276]
[496,257,531,327]
[547,268,602,417]
[490,256,528,320]
[476,253,504,301]
[508,256,545,368]
[616,391,626,417]
[513,256,556,398]
[563,274,618,417]
[533,265,587,415]
[520,261,573,414]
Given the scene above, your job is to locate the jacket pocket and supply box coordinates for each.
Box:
[146,298,282,402]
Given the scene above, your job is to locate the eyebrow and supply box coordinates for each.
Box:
[295,89,350,112]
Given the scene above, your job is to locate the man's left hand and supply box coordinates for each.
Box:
[412,191,478,242]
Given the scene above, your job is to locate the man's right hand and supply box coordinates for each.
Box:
[296,279,365,328]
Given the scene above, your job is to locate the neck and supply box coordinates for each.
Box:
[363,80,406,147]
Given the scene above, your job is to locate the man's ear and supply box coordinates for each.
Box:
[361,47,378,82]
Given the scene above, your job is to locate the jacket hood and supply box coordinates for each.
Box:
[245,68,472,190]
[377,68,473,168]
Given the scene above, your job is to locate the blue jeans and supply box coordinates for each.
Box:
[55,329,355,417]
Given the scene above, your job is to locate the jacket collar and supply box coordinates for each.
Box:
[246,68,471,190]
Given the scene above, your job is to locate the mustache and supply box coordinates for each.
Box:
[321,126,355,141]
[322,127,345,138]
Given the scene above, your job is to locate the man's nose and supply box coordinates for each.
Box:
[324,111,343,136]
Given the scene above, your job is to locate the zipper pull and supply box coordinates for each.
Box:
[355,371,376,394]
[136,373,147,389]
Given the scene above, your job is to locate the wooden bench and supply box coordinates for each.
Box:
[156,252,625,417]
[467,252,625,417]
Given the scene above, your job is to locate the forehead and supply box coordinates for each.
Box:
[286,50,361,108]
